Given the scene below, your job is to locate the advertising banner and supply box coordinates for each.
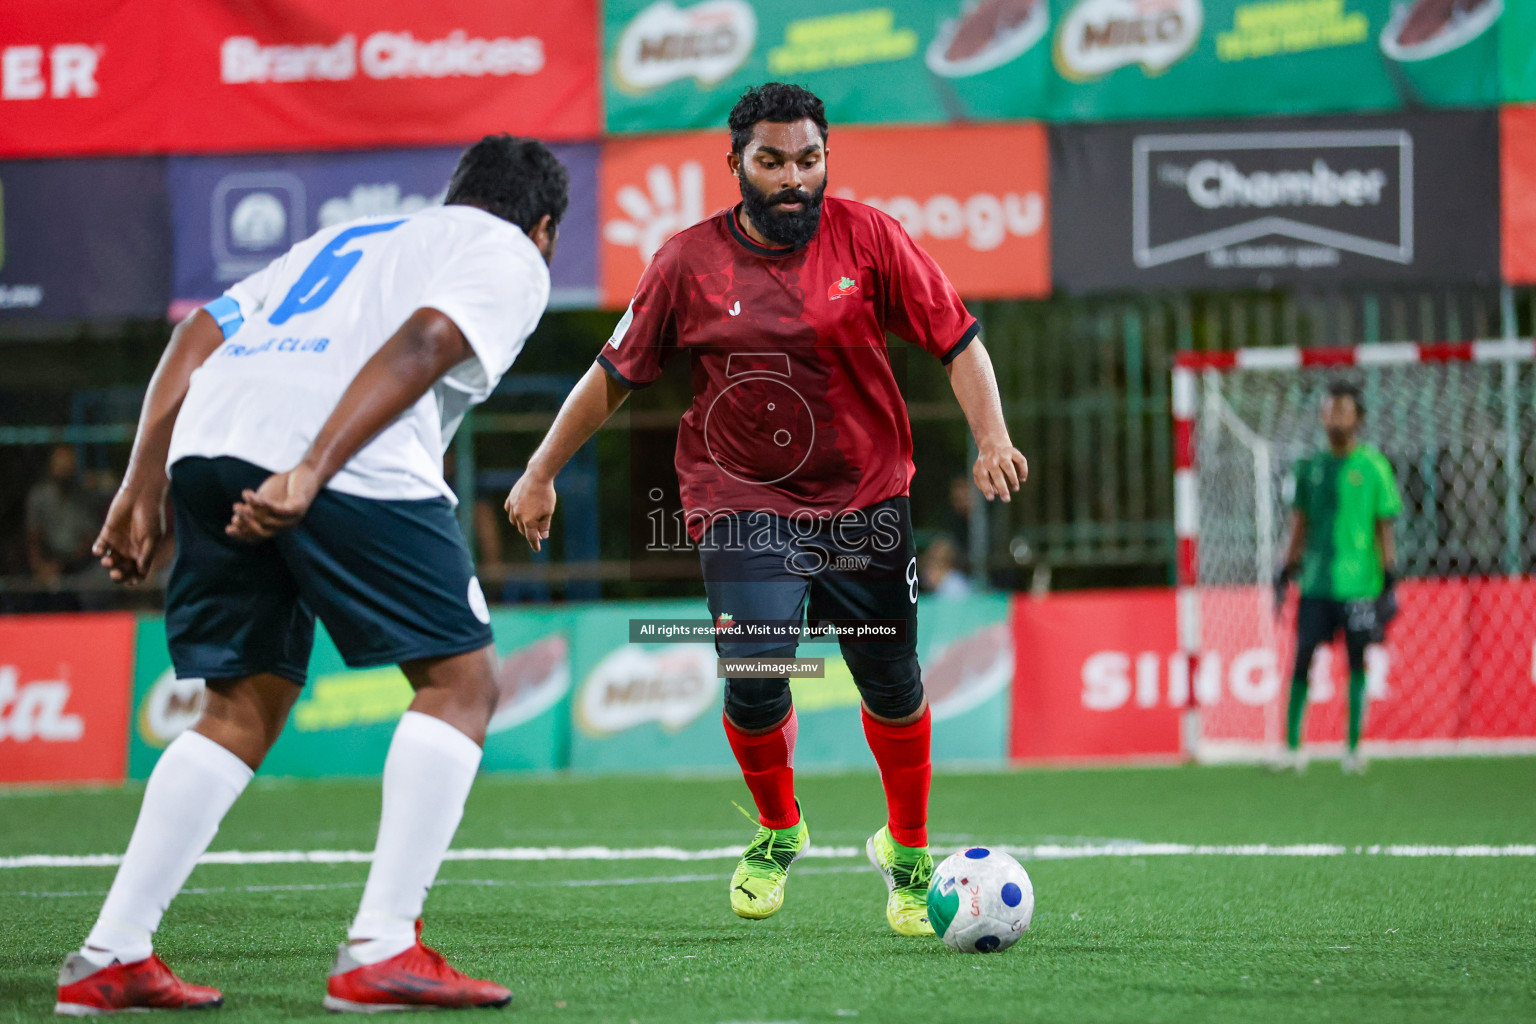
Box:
[1502,0,1536,102]
[0,614,135,785]
[1011,589,1183,761]
[1051,110,1500,293]
[129,607,576,779]
[1195,579,1536,752]
[0,0,598,158]
[0,158,170,320]
[168,144,600,316]
[599,123,1049,306]
[601,0,1505,135]
[0,0,165,158]
[568,595,1014,773]
[1502,105,1536,285]
[1045,0,1504,119]
[1010,582,1536,761]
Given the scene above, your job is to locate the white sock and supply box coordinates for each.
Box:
[346,711,482,964]
[82,731,254,966]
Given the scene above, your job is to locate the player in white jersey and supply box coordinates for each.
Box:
[54,136,568,1016]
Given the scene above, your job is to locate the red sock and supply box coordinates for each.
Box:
[862,706,931,848]
[723,710,800,829]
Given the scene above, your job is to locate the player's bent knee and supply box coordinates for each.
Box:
[400,646,499,740]
[197,673,303,768]
[722,647,796,732]
[843,644,923,721]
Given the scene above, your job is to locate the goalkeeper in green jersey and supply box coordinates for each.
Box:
[1274,381,1402,774]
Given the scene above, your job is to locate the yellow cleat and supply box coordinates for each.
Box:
[729,816,809,920]
[866,825,936,936]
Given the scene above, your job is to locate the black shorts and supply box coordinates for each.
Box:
[166,456,493,684]
[697,496,918,661]
[1293,595,1374,677]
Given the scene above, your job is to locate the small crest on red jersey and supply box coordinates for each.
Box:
[828,276,858,300]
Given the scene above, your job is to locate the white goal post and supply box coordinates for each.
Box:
[1173,340,1536,762]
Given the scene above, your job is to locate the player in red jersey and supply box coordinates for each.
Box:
[507,83,1027,934]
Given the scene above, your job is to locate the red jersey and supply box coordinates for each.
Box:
[598,197,977,536]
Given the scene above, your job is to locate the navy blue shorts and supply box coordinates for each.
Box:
[166,456,493,684]
[698,497,919,660]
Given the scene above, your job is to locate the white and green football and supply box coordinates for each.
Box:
[926,847,1034,953]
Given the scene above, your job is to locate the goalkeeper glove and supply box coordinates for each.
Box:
[1372,570,1399,642]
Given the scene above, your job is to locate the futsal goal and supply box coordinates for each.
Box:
[1173,340,1536,761]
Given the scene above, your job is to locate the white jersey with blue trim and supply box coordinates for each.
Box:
[168,205,549,504]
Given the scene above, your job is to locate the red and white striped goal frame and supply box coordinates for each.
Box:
[1170,338,1536,659]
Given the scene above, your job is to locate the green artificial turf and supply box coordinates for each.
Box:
[2,758,1533,1023]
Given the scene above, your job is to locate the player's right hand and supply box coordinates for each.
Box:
[973,444,1028,503]
[93,484,167,586]
[506,473,556,552]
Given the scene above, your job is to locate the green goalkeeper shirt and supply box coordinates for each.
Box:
[1292,444,1402,601]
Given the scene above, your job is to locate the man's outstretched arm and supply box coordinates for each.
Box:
[506,364,631,551]
[226,307,475,541]
[93,309,226,584]
[944,338,1028,502]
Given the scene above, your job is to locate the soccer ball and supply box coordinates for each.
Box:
[926,847,1034,953]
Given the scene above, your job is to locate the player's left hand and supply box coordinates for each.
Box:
[227,465,321,542]
[973,444,1028,502]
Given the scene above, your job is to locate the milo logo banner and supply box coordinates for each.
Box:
[568,596,1014,773]
[129,608,576,779]
[602,0,1506,133]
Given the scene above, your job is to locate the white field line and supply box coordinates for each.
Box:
[3,842,1534,871]
[8,865,872,900]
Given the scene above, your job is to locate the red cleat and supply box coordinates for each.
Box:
[323,921,511,1013]
[55,952,223,1015]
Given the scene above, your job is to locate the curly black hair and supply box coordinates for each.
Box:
[1327,379,1366,417]
[728,82,829,154]
[445,135,569,235]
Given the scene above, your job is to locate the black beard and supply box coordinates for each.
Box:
[739,174,826,249]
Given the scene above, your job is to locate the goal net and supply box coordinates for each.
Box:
[1174,342,1536,761]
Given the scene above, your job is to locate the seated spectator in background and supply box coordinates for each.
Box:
[25,445,101,589]
[919,535,971,600]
